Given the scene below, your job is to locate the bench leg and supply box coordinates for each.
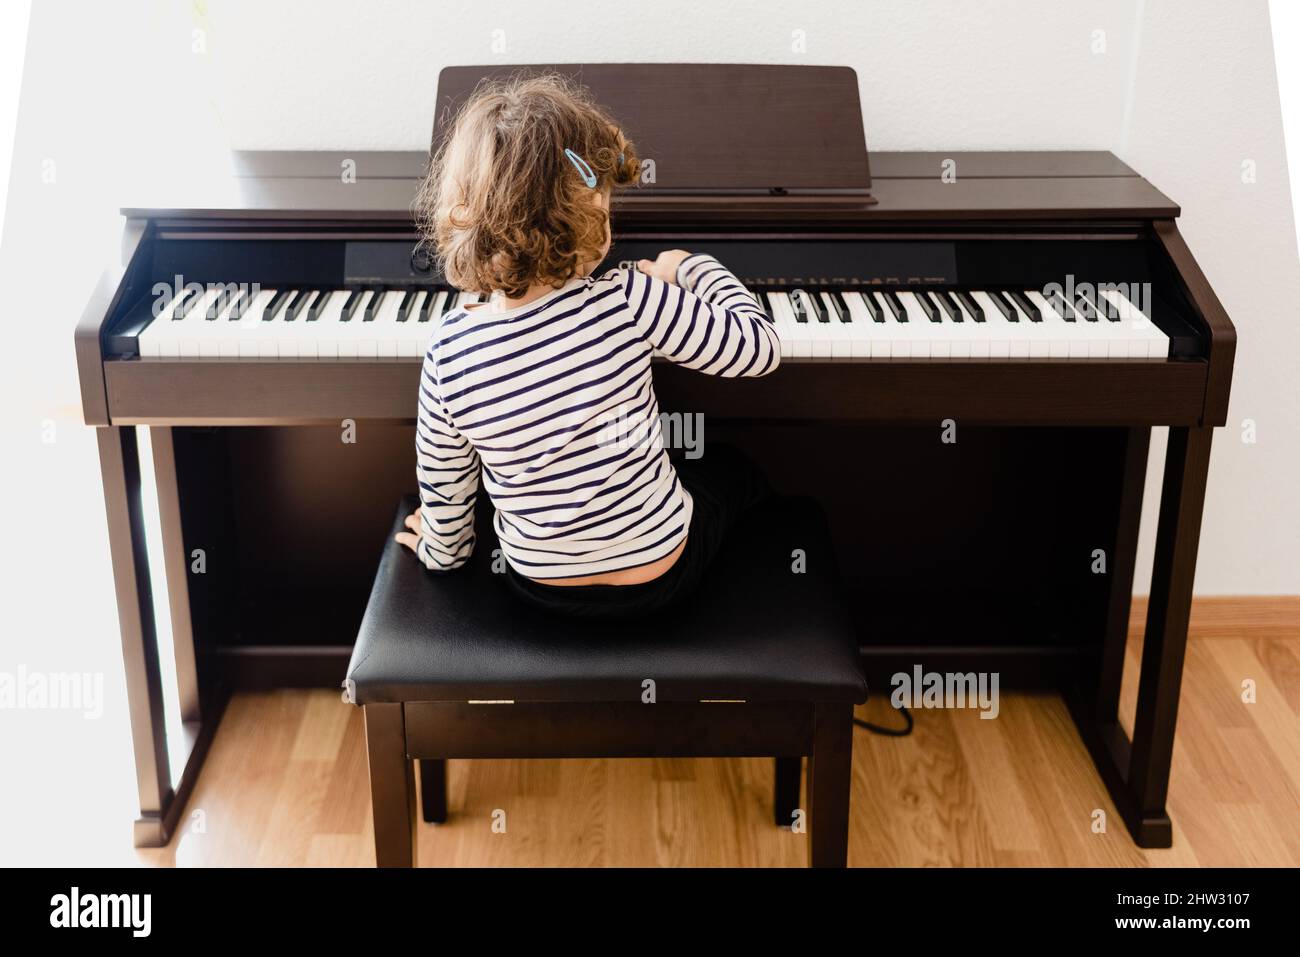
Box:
[807,702,854,868]
[420,758,448,824]
[363,703,417,867]
[773,757,801,827]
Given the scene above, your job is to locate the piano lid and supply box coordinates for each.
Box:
[433,64,873,200]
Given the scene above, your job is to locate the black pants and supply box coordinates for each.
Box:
[502,444,771,619]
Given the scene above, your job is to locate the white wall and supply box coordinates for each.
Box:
[1,0,1295,602]
[200,0,1299,594]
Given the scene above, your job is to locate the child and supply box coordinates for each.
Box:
[395,74,781,617]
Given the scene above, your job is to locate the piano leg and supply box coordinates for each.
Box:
[1128,425,1215,841]
[1068,425,1214,848]
[1093,427,1151,722]
[97,425,224,847]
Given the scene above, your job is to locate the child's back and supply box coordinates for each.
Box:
[399,74,780,616]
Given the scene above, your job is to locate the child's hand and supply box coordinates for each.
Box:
[637,250,692,286]
[394,508,422,555]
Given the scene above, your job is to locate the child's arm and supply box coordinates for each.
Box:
[620,250,780,377]
[397,349,480,571]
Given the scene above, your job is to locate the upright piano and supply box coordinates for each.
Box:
[75,65,1235,850]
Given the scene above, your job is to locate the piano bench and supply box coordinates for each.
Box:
[344,495,867,868]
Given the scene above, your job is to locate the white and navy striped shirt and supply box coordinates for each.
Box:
[416,254,780,579]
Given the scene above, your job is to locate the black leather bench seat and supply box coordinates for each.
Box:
[346,495,866,707]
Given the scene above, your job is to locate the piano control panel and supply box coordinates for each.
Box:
[343,239,959,288]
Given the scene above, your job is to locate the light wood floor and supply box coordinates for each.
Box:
[137,598,1300,867]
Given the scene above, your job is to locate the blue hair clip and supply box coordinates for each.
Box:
[564,148,597,188]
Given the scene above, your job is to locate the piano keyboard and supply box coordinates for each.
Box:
[136,285,1167,360]
[762,288,1168,359]
[137,287,482,358]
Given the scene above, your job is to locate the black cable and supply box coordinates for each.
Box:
[851,685,914,737]
[853,706,913,737]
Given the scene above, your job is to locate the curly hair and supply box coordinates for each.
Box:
[414,74,640,299]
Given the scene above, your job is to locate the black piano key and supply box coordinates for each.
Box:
[220,288,246,320]
[789,290,811,323]
[860,290,883,322]
[171,287,201,320]
[1075,293,1098,321]
[1011,291,1042,322]
[883,291,906,322]
[284,290,310,321]
[395,290,415,322]
[956,290,984,322]
[261,289,290,322]
[235,288,257,319]
[1051,292,1077,322]
[947,291,968,322]
[917,291,940,322]
[307,290,331,321]
[934,291,959,322]
[826,293,848,323]
[1098,291,1122,322]
[809,292,827,323]
[363,288,386,321]
[418,291,439,322]
[338,289,361,322]
[986,290,1013,321]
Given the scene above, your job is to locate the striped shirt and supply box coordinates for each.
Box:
[416,253,780,579]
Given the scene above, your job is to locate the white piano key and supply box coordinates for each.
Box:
[398,291,429,357]
[862,293,892,358]
[168,288,224,358]
[237,288,280,357]
[311,289,350,357]
[840,292,876,358]
[336,290,375,357]
[354,290,394,357]
[951,294,987,358]
[787,290,830,358]
[373,290,405,358]
[1023,291,1066,358]
[1099,287,1168,358]
[767,293,809,359]
[819,292,853,360]
[137,289,191,357]
[761,293,790,360]
[971,291,1012,358]
[426,290,449,323]
[277,290,319,358]
[896,293,935,358]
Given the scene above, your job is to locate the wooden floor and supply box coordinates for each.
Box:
[137,598,1300,867]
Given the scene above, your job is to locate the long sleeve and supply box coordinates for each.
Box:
[620,253,780,377]
[415,348,480,572]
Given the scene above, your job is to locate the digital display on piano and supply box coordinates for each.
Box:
[343,239,958,288]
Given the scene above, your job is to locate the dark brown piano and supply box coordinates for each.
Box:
[75,64,1235,850]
